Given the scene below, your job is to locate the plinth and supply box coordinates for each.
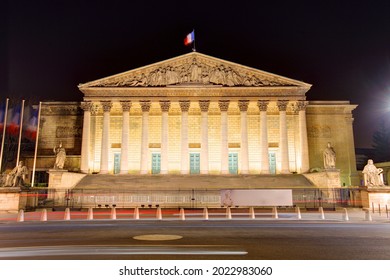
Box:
[47,169,68,200]
[303,168,341,188]
[0,187,21,212]
[360,186,390,209]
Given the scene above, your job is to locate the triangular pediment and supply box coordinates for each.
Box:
[78,52,311,90]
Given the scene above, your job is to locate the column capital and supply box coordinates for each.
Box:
[218,100,230,112]
[139,100,151,112]
[293,100,308,112]
[199,100,210,112]
[80,101,93,112]
[277,100,289,111]
[159,100,171,112]
[257,100,269,111]
[120,100,132,112]
[179,100,191,112]
[100,101,113,112]
[238,100,249,112]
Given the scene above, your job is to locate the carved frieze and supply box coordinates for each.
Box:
[56,126,82,138]
[85,54,298,88]
[308,125,331,138]
[41,105,82,116]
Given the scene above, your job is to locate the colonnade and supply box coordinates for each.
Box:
[80,100,309,175]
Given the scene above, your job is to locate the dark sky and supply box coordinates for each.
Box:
[2,0,390,148]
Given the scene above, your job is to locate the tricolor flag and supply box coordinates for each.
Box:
[7,104,22,136]
[184,30,195,46]
[24,105,39,140]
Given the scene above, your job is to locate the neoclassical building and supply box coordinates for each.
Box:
[30,52,359,186]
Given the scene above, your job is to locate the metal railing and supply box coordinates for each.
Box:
[20,187,363,210]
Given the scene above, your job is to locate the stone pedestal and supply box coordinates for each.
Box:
[303,169,341,188]
[47,170,86,201]
[0,187,21,212]
[360,186,390,210]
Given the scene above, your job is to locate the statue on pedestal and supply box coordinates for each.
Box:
[7,161,28,187]
[323,142,336,169]
[362,159,384,187]
[53,142,66,169]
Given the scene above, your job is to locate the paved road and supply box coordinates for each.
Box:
[1,219,390,260]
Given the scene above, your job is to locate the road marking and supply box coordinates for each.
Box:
[133,234,183,241]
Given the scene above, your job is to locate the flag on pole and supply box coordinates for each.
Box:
[0,102,6,132]
[7,105,21,136]
[184,30,195,46]
[24,105,39,140]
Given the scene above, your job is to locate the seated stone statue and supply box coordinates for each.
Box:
[8,161,29,187]
[362,159,384,187]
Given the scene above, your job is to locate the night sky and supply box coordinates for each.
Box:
[2,0,390,148]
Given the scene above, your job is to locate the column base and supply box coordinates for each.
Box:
[260,170,270,174]
[120,170,129,175]
[80,169,89,174]
[160,170,168,175]
[200,170,209,175]
[181,170,189,175]
[140,170,148,175]
[99,170,108,174]
[220,170,229,175]
[240,170,249,175]
[280,170,291,174]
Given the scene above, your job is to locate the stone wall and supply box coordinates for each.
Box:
[306,101,358,186]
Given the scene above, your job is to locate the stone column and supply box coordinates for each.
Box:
[160,100,171,174]
[80,101,93,174]
[238,100,249,174]
[257,100,270,174]
[99,101,112,174]
[277,100,290,174]
[199,100,210,174]
[180,100,190,174]
[219,100,230,174]
[296,101,310,173]
[120,101,132,174]
[140,100,151,174]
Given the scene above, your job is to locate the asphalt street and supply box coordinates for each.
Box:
[1,219,390,260]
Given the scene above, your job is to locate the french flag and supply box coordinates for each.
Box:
[7,105,21,136]
[24,106,39,140]
[184,31,195,46]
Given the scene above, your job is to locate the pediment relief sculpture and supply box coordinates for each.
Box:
[82,53,303,88]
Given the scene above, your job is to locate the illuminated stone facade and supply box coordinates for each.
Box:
[31,52,359,186]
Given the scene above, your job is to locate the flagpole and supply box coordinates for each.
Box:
[0,98,9,173]
[16,99,25,166]
[192,29,196,52]
[31,102,41,188]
